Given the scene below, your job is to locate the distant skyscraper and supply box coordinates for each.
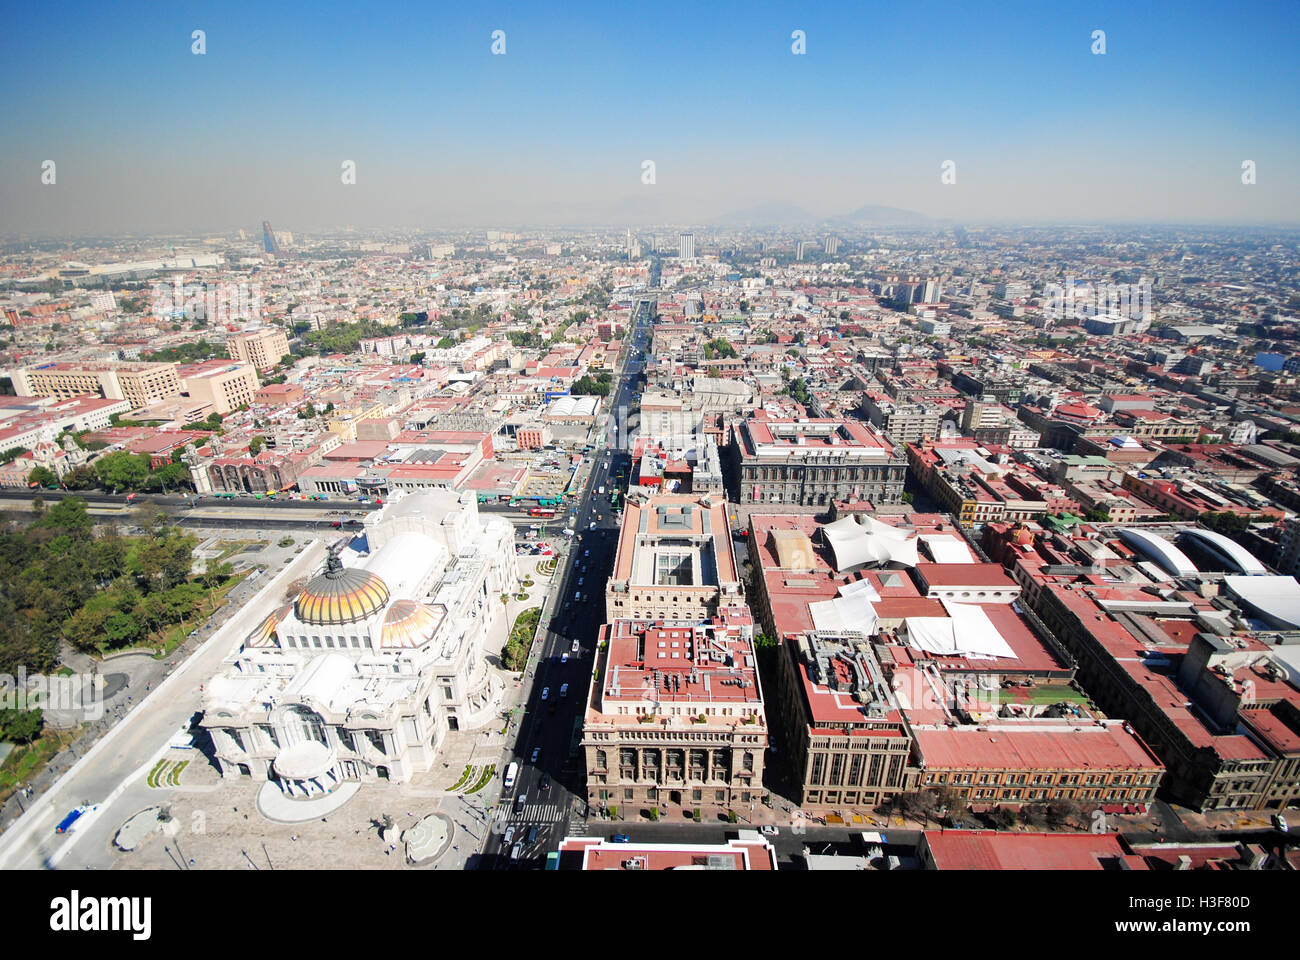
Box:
[796,241,812,261]
[824,236,840,256]
[262,221,280,254]
[923,278,943,303]
[679,233,695,260]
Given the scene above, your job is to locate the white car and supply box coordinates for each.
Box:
[1273,814,1289,833]
[760,825,780,836]
[589,522,596,530]
[540,687,550,700]
[571,639,580,654]
[560,652,569,663]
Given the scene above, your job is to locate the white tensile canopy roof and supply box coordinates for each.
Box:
[919,534,975,564]
[810,592,879,634]
[904,600,1018,660]
[821,515,919,571]
[838,577,882,601]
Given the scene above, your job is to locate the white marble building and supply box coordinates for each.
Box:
[201,489,518,797]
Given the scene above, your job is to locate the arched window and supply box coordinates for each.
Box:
[284,706,327,745]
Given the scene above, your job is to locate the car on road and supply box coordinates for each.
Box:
[577,577,584,586]
[589,522,597,530]
[584,549,589,557]
[503,825,516,845]
[560,683,569,698]
[504,762,519,788]
[527,826,539,843]
[560,652,568,663]
[515,793,527,813]
[611,834,631,843]
[530,747,541,763]
[760,825,780,836]
[571,638,580,654]
[1274,814,1289,832]
[540,687,550,700]
[539,775,550,792]
[510,842,523,861]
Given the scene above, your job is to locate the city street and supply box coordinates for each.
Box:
[478,298,650,868]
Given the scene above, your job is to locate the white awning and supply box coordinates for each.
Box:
[838,577,882,601]
[809,593,878,634]
[903,601,1017,659]
[919,534,975,564]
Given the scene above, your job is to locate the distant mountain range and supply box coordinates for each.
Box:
[711,203,943,229]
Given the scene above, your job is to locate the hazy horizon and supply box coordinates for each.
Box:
[4,0,1299,236]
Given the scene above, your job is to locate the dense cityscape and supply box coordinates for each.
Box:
[0,220,1297,880]
[2,4,1298,947]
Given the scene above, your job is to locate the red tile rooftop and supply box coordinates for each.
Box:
[914,562,1017,588]
[922,830,1147,870]
[912,720,1164,771]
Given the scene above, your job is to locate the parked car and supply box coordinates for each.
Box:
[760,825,779,836]
[1273,814,1289,832]
[611,834,631,843]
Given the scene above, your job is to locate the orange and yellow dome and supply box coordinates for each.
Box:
[378,600,445,648]
[248,603,293,647]
[296,562,391,626]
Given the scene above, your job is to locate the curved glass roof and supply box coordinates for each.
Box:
[1179,528,1267,576]
[1118,528,1199,577]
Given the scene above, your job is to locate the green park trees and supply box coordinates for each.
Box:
[0,498,231,671]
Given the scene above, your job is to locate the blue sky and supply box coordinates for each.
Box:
[4,0,1299,232]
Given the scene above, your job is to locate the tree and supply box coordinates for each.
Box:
[95,451,151,491]
[62,465,99,490]
[147,462,191,492]
[27,466,57,488]
[1200,511,1250,536]
[989,806,1018,830]
[409,352,426,364]
[248,436,266,456]
[0,708,43,744]
[34,497,93,535]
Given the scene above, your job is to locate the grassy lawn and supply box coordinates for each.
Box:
[0,727,83,803]
[214,539,261,562]
[509,607,541,646]
[1008,684,1091,705]
[466,764,496,794]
